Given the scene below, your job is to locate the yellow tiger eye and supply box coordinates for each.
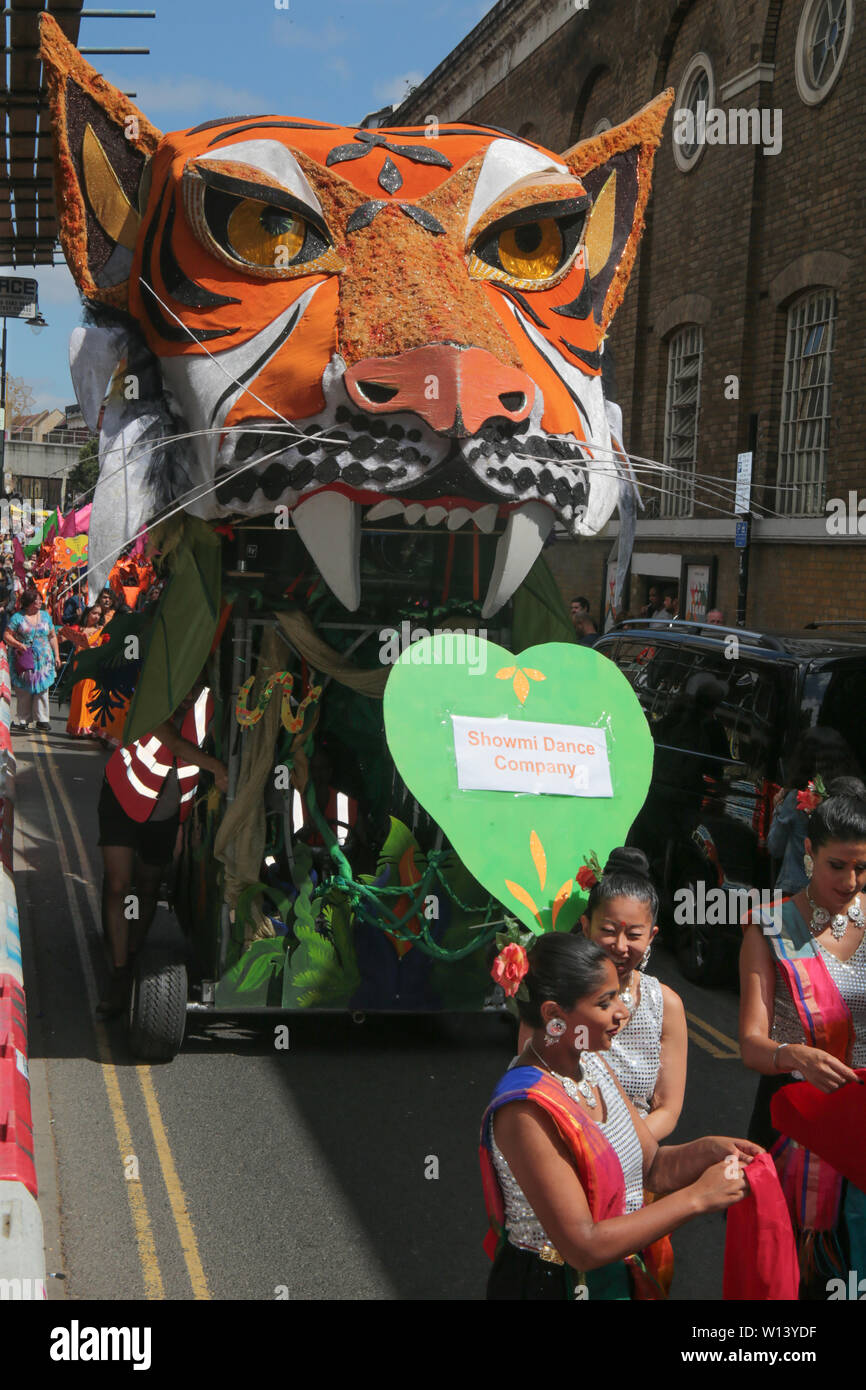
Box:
[227,199,306,267]
[498,218,563,280]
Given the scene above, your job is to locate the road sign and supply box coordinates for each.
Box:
[735,451,752,514]
[735,519,748,548]
[0,277,39,318]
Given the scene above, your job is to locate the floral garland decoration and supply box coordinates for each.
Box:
[796,775,827,814]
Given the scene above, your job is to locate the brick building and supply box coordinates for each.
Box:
[394,0,863,632]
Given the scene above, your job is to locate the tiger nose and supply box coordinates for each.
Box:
[343,344,536,436]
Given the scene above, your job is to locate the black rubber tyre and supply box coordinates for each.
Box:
[128,951,188,1062]
[670,869,729,987]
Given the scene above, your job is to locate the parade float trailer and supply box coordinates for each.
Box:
[40,16,668,1059]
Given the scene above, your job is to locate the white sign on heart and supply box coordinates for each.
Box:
[450,715,612,797]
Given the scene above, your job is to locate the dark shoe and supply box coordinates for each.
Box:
[36,721,52,733]
[95,966,132,1019]
[11,721,26,731]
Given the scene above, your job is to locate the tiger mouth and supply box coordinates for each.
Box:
[212,391,600,616]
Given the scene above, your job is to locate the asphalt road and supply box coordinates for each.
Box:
[16,707,756,1303]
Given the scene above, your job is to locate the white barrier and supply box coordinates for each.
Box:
[0,645,46,1298]
[0,1182,46,1300]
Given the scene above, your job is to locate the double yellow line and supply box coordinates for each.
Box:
[29,734,210,1300]
[686,1010,740,1060]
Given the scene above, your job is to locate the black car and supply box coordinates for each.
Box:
[594,619,866,984]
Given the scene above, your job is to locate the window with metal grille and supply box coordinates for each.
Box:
[776,289,835,516]
[661,326,703,518]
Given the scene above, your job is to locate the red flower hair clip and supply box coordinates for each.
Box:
[797,775,827,813]
[490,942,530,997]
[575,850,603,891]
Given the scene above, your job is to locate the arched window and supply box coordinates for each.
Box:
[776,289,836,515]
[662,326,703,518]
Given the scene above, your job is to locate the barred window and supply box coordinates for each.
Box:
[661,325,703,518]
[776,289,835,516]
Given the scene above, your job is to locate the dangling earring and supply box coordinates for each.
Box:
[544,1017,567,1047]
[639,946,652,972]
[804,853,814,879]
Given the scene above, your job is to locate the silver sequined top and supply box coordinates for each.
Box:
[605,973,664,1115]
[771,933,866,1068]
[489,1058,645,1253]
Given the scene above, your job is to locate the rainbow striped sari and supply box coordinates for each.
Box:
[753,898,861,1285]
[480,1065,671,1299]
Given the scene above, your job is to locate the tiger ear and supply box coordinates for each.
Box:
[561,90,674,334]
[39,12,162,309]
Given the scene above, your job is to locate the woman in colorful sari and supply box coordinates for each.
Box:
[516,847,687,1138]
[740,779,866,1299]
[482,933,759,1299]
[64,606,106,738]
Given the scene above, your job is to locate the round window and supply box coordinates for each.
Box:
[796,0,853,104]
[673,54,715,173]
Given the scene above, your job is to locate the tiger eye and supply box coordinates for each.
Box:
[227,198,306,267]
[498,218,563,280]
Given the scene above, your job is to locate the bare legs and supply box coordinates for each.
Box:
[100,845,166,970]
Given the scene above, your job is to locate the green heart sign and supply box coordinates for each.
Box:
[383,635,654,933]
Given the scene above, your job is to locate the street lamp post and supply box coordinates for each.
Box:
[0,284,49,508]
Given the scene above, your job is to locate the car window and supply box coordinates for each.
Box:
[810,664,866,773]
[613,638,782,773]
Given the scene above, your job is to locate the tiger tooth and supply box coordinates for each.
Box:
[292,491,361,611]
[575,455,619,536]
[404,503,426,524]
[366,499,405,521]
[481,501,554,619]
[446,507,472,531]
[473,504,498,534]
[424,505,448,526]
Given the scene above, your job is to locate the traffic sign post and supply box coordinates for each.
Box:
[735,417,758,628]
[0,279,38,320]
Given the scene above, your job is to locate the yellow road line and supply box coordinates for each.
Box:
[29,740,165,1298]
[36,733,211,1300]
[37,739,214,1301]
[686,1009,740,1059]
[137,1071,210,1299]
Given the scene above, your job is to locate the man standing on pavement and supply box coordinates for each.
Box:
[96,677,228,1016]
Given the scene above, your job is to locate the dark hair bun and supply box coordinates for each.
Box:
[825,776,866,800]
[603,846,650,879]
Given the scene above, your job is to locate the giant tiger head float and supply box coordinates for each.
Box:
[40,16,672,616]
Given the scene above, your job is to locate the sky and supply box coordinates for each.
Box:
[2,0,497,416]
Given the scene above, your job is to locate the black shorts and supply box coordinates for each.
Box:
[97,778,179,866]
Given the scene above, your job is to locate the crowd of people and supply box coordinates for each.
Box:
[483,788,866,1300]
[0,539,155,739]
[569,586,728,638]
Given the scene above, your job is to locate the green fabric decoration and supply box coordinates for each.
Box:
[25,507,61,557]
[511,554,577,651]
[122,517,221,744]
